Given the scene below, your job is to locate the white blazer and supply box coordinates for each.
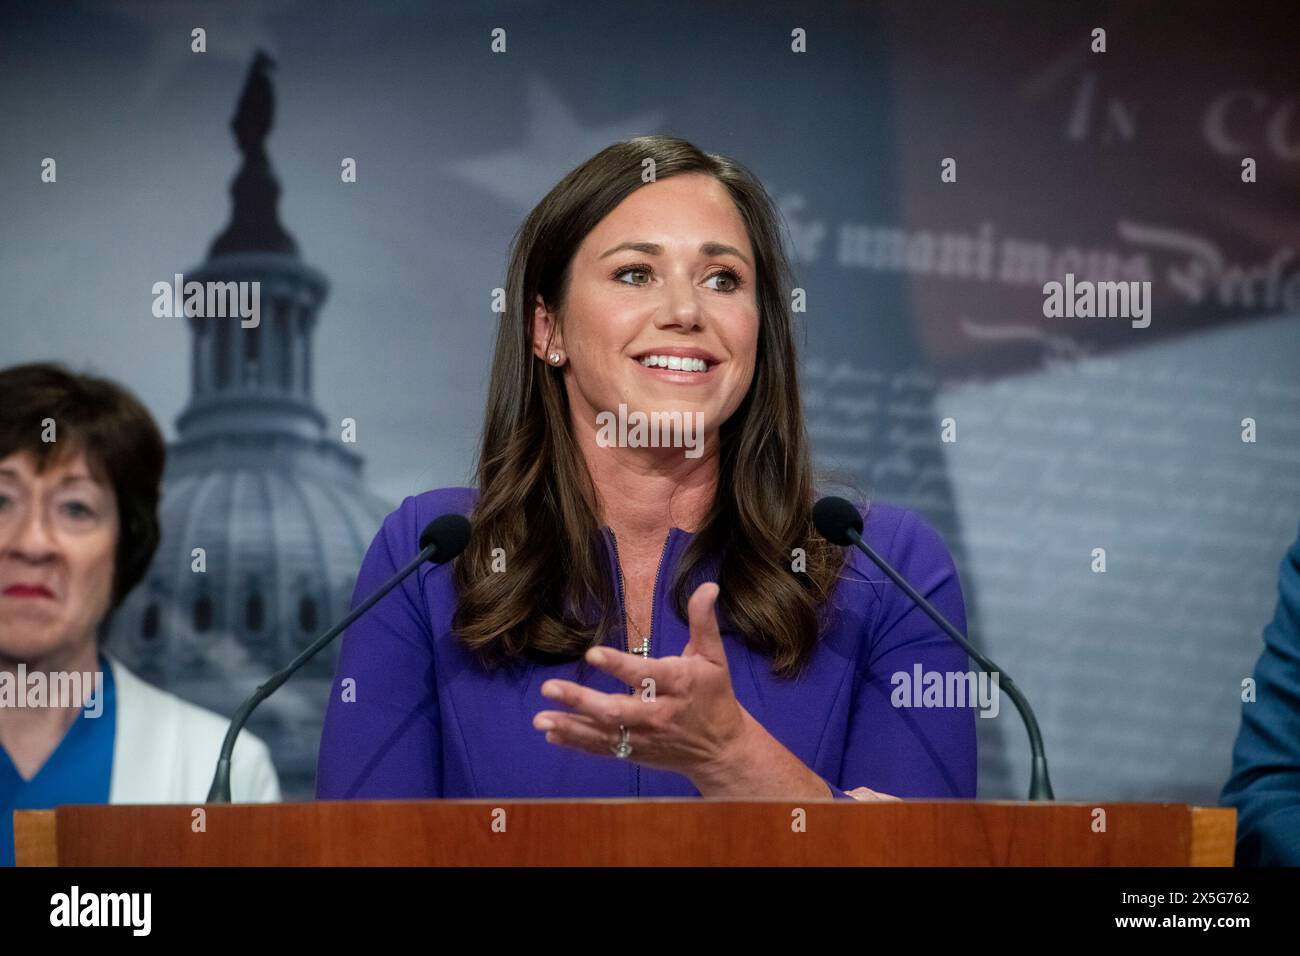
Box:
[106,654,281,804]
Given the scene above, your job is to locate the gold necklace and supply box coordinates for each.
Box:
[625,610,651,658]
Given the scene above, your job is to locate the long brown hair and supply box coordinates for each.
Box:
[452,134,846,677]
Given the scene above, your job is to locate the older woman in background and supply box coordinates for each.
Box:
[0,363,279,866]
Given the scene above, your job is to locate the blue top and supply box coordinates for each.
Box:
[1,652,116,866]
[1221,520,1300,865]
[317,487,978,801]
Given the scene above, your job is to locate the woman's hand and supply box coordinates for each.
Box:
[532,582,753,782]
[845,786,901,801]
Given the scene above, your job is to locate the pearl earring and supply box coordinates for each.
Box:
[549,352,562,365]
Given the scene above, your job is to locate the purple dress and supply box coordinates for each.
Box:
[316,487,977,800]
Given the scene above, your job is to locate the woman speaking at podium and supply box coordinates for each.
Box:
[316,136,976,802]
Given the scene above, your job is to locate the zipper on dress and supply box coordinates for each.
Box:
[608,528,673,797]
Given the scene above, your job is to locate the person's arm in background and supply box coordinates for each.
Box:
[232,732,281,802]
[1220,521,1300,865]
[831,508,978,800]
[316,497,442,799]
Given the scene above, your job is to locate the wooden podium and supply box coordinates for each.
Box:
[15,799,1234,866]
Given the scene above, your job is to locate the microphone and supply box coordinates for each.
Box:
[206,513,472,803]
[813,496,1054,801]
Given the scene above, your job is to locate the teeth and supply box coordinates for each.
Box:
[639,354,709,372]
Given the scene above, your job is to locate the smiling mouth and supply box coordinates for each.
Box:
[634,353,715,374]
